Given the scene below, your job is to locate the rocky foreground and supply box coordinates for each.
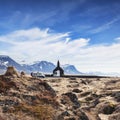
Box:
[45,77,120,120]
[0,70,120,120]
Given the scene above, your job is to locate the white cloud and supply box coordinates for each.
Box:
[115,37,120,42]
[0,27,120,73]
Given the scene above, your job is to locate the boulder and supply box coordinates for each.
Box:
[74,109,89,120]
[72,89,82,93]
[96,102,116,114]
[61,92,80,109]
[111,91,120,102]
[4,66,19,77]
[20,71,25,77]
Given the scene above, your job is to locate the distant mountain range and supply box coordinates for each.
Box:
[1,55,120,76]
[62,64,80,74]
[86,71,120,77]
[0,55,81,74]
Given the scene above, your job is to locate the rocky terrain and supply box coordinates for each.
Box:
[0,67,120,120]
[45,77,120,120]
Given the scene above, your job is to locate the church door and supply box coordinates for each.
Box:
[56,70,60,76]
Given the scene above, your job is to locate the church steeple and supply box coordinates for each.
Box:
[57,60,60,67]
[53,60,64,77]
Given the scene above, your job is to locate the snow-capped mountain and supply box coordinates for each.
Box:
[0,55,81,74]
[62,64,82,74]
[29,61,55,73]
[1,55,120,76]
[26,61,81,74]
[0,55,23,71]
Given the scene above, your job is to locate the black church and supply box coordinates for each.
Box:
[53,61,64,77]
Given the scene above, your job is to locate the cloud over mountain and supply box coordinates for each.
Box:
[0,27,120,73]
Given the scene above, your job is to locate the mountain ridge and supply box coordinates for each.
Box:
[0,55,81,74]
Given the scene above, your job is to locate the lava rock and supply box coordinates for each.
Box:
[62,92,80,109]
[73,109,89,120]
[72,89,82,93]
[96,102,116,114]
[39,81,56,97]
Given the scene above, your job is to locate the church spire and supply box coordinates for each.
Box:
[53,60,64,77]
[57,60,60,67]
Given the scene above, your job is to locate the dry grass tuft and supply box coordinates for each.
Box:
[9,103,55,120]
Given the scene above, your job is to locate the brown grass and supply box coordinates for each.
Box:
[9,103,55,120]
[0,79,17,92]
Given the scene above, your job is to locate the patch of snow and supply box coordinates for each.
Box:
[4,61,8,65]
[3,61,9,67]
[40,65,43,70]
[0,60,8,67]
[66,69,70,72]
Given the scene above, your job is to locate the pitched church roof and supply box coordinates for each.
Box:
[53,60,64,76]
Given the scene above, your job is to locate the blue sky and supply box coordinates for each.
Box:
[0,0,120,73]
